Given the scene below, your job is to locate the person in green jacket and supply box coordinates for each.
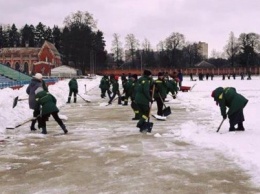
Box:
[211,87,248,131]
[99,75,111,98]
[166,73,179,99]
[108,75,121,104]
[153,72,168,116]
[128,74,139,120]
[35,87,68,134]
[26,73,48,131]
[122,74,134,106]
[67,77,78,103]
[135,69,154,132]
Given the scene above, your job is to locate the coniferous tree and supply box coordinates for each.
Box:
[44,27,53,42]
[35,22,46,47]
[20,24,35,47]
[52,25,62,51]
[8,24,20,47]
[62,11,105,74]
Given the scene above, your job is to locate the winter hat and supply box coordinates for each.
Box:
[35,87,44,94]
[211,91,215,97]
[212,87,224,105]
[143,69,152,76]
[158,72,164,77]
[34,73,43,80]
[174,78,179,82]
[115,75,119,81]
[131,74,138,80]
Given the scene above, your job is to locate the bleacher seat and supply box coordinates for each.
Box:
[0,63,32,82]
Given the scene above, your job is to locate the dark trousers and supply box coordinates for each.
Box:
[155,97,164,116]
[179,81,182,88]
[109,91,120,104]
[136,103,150,126]
[229,109,245,127]
[39,111,64,128]
[31,108,41,128]
[101,89,111,98]
[69,90,77,99]
[131,101,140,117]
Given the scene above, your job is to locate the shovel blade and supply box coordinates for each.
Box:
[13,96,19,108]
[163,106,171,116]
[140,122,153,133]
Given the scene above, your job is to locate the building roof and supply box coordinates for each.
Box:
[38,41,61,59]
[51,65,78,76]
[0,40,60,59]
[194,60,215,68]
[0,47,40,57]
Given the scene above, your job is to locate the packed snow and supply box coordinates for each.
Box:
[0,74,260,185]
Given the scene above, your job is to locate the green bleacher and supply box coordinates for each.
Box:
[0,63,32,81]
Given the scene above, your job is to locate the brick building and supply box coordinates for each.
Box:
[0,41,61,75]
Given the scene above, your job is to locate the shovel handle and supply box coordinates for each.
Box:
[216,118,225,132]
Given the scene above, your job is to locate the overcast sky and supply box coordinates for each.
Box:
[1,0,260,56]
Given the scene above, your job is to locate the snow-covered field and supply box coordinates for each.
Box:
[0,75,260,185]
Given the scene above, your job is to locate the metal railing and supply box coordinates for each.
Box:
[0,78,59,89]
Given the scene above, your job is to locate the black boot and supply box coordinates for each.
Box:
[237,122,245,131]
[41,127,47,134]
[118,97,122,104]
[67,97,71,103]
[74,97,77,103]
[229,126,236,132]
[30,120,37,131]
[60,124,68,134]
[122,100,128,106]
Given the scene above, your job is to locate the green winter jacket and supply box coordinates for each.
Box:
[135,75,153,105]
[130,80,138,101]
[124,79,134,97]
[154,79,168,99]
[111,79,119,93]
[69,78,78,92]
[99,76,110,90]
[166,79,179,95]
[35,91,59,116]
[212,87,248,117]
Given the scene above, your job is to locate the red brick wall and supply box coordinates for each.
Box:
[96,67,260,76]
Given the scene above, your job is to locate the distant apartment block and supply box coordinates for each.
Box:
[198,41,208,59]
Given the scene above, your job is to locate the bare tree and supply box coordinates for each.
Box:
[165,32,185,50]
[183,42,203,67]
[142,38,152,51]
[156,41,165,51]
[64,10,97,30]
[111,33,124,67]
[165,32,185,67]
[125,33,139,68]
[210,49,223,59]
[225,31,239,67]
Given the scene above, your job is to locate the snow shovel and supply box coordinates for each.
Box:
[107,91,124,106]
[190,83,197,91]
[216,118,226,132]
[13,96,28,108]
[77,94,91,103]
[158,93,171,117]
[140,85,155,133]
[6,116,39,129]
